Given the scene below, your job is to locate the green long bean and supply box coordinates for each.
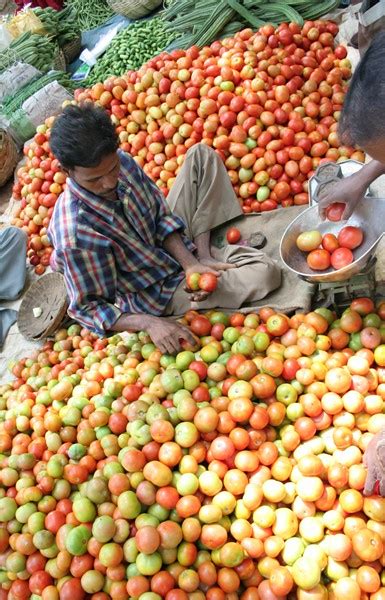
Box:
[64,0,114,32]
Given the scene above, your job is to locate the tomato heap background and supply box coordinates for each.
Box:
[0,300,385,599]
[12,20,364,274]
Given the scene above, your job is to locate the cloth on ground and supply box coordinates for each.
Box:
[165,144,282,315]
[0,227,27,350]
[211,206,315,315]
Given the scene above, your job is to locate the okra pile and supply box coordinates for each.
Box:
[85,17,180,85]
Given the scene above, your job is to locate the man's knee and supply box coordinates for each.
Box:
[0,227,27,253]
[186,143,215,162]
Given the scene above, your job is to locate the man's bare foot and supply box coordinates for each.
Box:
[199,256,237,271]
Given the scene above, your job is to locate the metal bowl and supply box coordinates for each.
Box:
[280,196,385,283]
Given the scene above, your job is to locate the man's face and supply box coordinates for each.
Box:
[69,152,121,200]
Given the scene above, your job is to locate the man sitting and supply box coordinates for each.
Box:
[48,104,281,354]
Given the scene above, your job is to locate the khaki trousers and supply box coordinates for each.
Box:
[165,145,281,315]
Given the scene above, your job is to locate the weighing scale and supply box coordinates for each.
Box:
[280,160,385,310]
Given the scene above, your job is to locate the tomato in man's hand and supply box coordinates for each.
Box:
[326,202,346,221]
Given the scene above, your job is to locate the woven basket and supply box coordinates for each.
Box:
[53,48,66,72]
[18,273,69,341]
[107,0,162,19]
[0,129,18,188]
[62,36,82,64]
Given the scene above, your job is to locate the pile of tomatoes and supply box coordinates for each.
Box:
[13,19,364,273]
[12,118,62,275]
[296,226,364,272]
[1,298,385,600]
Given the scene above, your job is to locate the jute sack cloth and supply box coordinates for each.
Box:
[164,144,313,316]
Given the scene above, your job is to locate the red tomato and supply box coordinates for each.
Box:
[325,202,346,221]
[199,273,218,293]
[307,248,331,270]
[190,316,212,337]
[331,247,354,269]
[335,45,348,59]
[226,227,241,244]
[322,233,339,253]
[337,226,364,249]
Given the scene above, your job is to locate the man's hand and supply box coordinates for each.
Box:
[146,316,199,354]
[199,257,237,271]
[185,262,221,278]
[363,429,385,496]
[318,173,366,221]
[184,262,221,302]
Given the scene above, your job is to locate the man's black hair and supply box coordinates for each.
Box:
[338,31,385,147]
[49,103,119,170]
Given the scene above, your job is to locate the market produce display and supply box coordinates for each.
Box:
[33,6,81,48]
[75,20,364,212]
[162,0,341,50]
[85,18,180,86]
[64,0,114,33]
[296,226,364,272]
[0,33,58,73]
[1,301,385,599]
[13,20,365,272]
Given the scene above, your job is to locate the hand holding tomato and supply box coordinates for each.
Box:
[318,172,367,221]
[185,266,219,301]
[363,428,385,496]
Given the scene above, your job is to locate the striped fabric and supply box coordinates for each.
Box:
[48,150,193,335]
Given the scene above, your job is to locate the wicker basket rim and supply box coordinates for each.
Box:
[18,273,68,341]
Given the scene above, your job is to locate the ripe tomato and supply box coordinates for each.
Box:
[190,316,211,336]
[350,297,375,315]
[325,202,346,221]
[322,233,339,253]
[307,248,331,270]
[330,247,354,270]
[199,273,218,293]
[337,225,364,249]
[266,314,289,336]
[226,227,241,244]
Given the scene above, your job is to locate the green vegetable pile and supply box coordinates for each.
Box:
[0,33,57,73]
[0,71,74,119]
[85,17,180,85]
[162,0,340,49]
[64,0,114,32]
[33,6,80,47]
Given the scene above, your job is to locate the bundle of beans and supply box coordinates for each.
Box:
[85,17,180,86]
[162,0,340,50]
[33,6,80,46]
[0,33,57,73]
[64,0,114,32]
[13,21,364,272]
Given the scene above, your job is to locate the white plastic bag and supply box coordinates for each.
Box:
[79,23,121,66]
[0,24,12,51]
[0,62,40,102]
